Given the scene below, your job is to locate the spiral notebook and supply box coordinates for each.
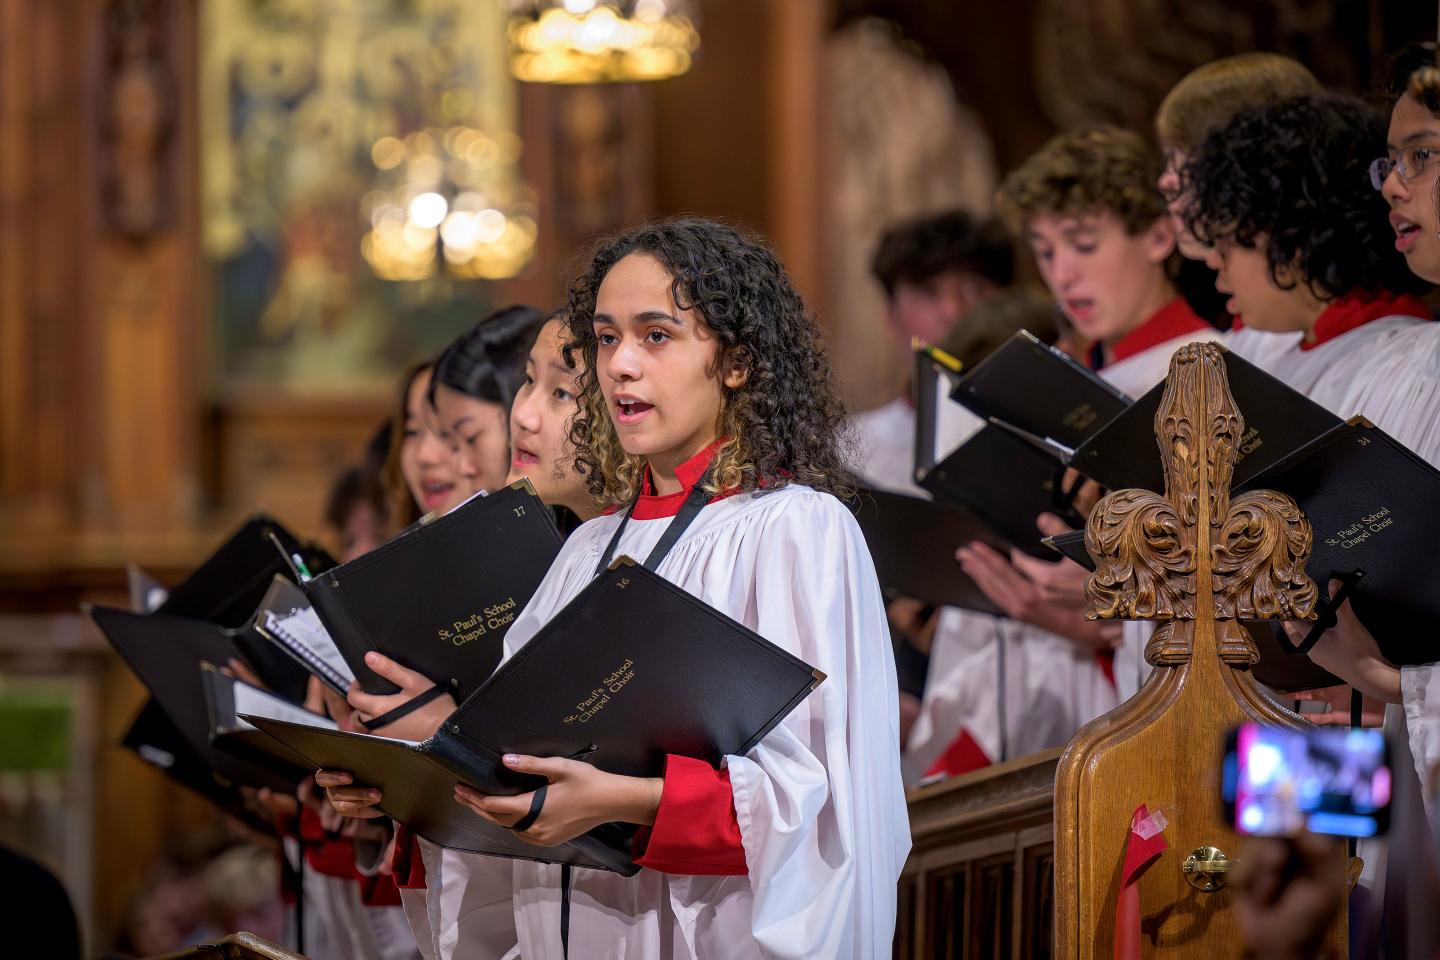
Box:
[254,576,354,696]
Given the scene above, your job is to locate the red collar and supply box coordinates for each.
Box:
[1300,290,1432,351]
[1109,297,1210,364]
[623,438,737,521]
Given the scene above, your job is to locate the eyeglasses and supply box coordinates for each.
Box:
[1369,145,1437,190]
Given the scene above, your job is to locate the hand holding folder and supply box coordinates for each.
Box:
[249,558,825,875]
[302,480,563,702]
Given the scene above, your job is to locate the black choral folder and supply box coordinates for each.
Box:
[849,487,1001,614]
[201,668,334,780]
[1236,417,1440,667]
[1072,348,1340,494]
[919,424,1082,558]
[249,557,826,876]
[949,330,1130,450]
[159,514,335,630]
[303,480,563,699]
[88,605,304,791]
[121,699,274,834]
[253,575,355,697]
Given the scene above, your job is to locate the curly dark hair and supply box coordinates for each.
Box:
[870,211,1015,297]
[562,217,853,507]
[1183,93,1430,299]
[1387,42,1438,109]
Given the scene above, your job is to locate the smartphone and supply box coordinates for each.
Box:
[1222,723,1391,838]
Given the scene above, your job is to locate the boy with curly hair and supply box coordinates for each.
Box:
[908,128,1221,779]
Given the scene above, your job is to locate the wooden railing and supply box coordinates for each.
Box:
[896,748,1060,959]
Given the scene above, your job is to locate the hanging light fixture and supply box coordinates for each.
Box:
[360,126,539,282]
[506,0,700,84]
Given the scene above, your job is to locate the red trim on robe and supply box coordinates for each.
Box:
[1108,297,1211,364]
[299,806,360,879]
[1096,648,1117,689]
[632,754,748,875]
[630,439,737,520]
[389,825,428,890]
[358,871,403,907]
[924,729,992,779]
[598,438,746,521]
[1300,290,1432,351]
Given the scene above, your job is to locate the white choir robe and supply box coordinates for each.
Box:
[1308,316,1440,805]
[284,839,420,960]
[849,395,981,497]
[408,486,910,960]
[906,325,1219,776]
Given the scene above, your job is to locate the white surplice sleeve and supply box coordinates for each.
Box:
[1335,324,1440,800]
[686,491,909,958]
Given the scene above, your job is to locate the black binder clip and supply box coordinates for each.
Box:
[1280,569,1366,655]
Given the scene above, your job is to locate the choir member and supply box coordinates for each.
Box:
[382,362,467,528]
[1280,55,1440,811]
[504,314,604,523]
[332,217,909,958]
[886,289,1061,750]
[1175,92,1440,928]
[282,315,550,960]
[851,210,1014,496]
[909,128,1217,778]
[317,308,604,959]
[1183,94,1432,417]
[1154,53,1320,262]
[429,305,549,501]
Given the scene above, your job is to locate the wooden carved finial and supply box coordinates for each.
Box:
[1083,342,1317,666]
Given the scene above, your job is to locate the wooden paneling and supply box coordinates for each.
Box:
[899,749,1059,959]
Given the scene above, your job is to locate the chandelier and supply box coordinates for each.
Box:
[361,126,539,282]
[506,0,700,84]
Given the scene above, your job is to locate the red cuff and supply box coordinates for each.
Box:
[632,755,748,875]
[389,825,428,890]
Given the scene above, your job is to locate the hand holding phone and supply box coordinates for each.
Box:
[1222,723,1391,838]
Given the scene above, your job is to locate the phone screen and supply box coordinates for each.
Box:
[1222,723,1391,838]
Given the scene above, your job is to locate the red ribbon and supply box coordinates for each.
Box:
[1115,804,1168,960]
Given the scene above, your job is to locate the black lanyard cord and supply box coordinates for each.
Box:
[566,463,716,955]
[594,465,717,578]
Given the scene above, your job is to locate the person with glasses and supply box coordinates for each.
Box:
[1185,91,1440,913]
[1376,44,1440,287]
[1333,42,1440,852]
